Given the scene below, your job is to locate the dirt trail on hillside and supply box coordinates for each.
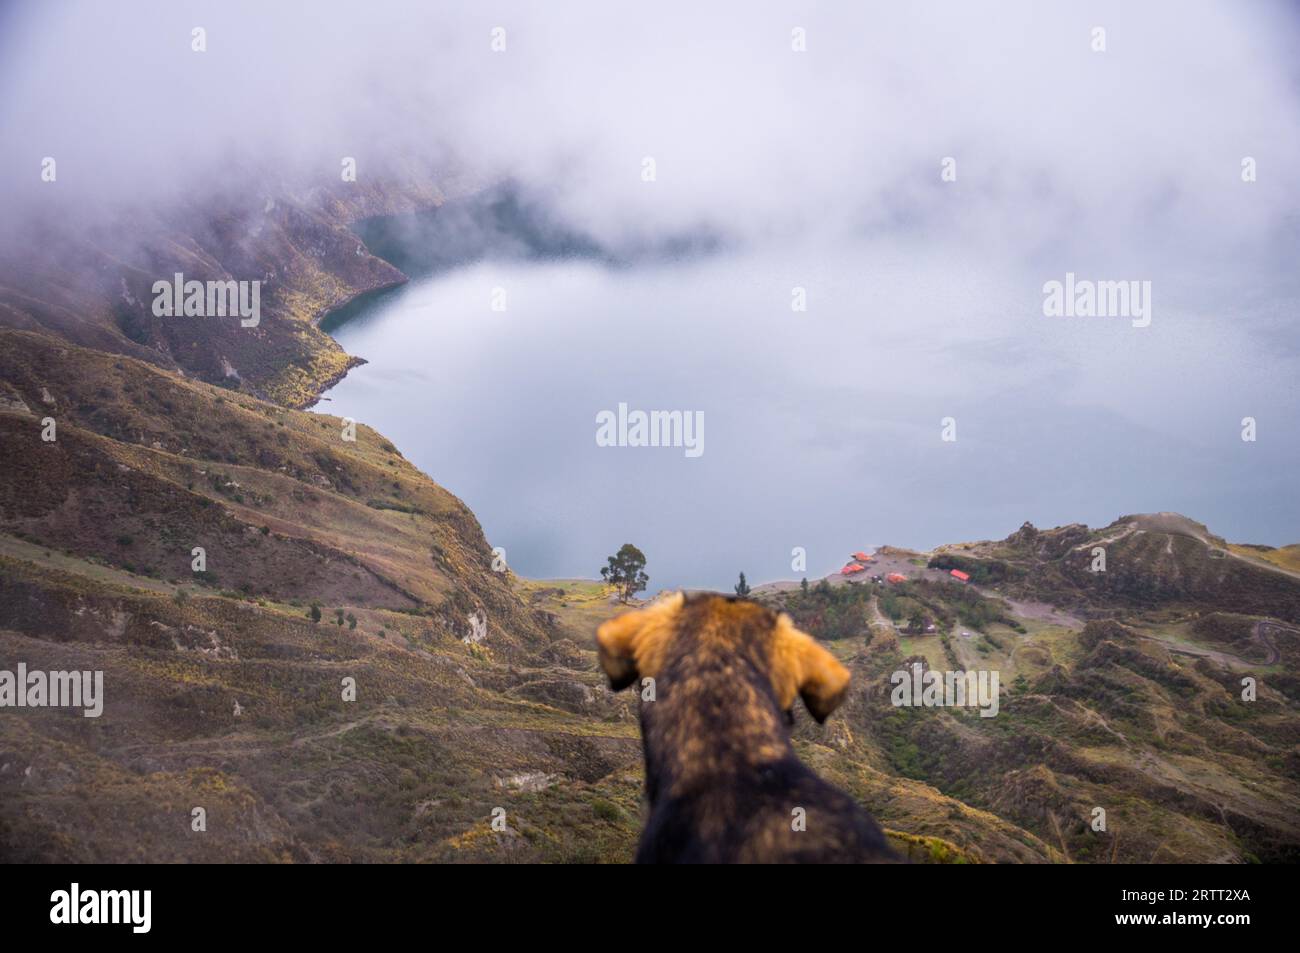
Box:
[1071,522,1139,552]
[1065,514,1300,592]
[1140,621,1294,668]
[1253,621,1293,665]
[868,595,898,633]
[1141,637,1253,668]
[1001,598,1084,629]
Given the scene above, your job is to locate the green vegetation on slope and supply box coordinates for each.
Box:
[2,326,1298,864]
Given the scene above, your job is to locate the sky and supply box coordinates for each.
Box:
[3,0,1299,259]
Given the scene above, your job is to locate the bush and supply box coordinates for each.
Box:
[591,799,624,823]
[927,553,1013,585]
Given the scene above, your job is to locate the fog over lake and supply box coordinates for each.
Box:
[317,204,1299,592]
[3,2,1297,593]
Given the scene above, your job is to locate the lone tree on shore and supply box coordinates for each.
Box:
[601,544,649,604]
[734,572,751,597]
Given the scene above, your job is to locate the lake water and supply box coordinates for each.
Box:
[315,203,1299,592]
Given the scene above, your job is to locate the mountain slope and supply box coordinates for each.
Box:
[931,513,1300,624]
[0,173,471,408]
[2,194,1297,862]
[0,328,658,862]
[763,534,1300,863]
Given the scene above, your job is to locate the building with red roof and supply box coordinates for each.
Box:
[949,569,971,582]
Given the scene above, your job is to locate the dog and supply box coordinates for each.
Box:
[597,591,897,863]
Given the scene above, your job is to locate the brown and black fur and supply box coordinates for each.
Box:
[597,592,897,863]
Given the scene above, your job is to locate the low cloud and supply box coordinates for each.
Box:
[2,0,1298,266]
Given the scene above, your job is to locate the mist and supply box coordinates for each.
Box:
[3,0,1300,262]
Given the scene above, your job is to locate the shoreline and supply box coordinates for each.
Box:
[296,279,410,410]
[312,274,411,334]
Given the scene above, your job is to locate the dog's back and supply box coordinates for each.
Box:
[598,592,896,863]
[636,742,894,864]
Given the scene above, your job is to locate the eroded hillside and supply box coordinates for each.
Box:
[0,329,650,861]
[1,323,1297,863]
[0,172,477,408]
[762,545,1300,863]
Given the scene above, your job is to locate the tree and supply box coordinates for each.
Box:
[734,572,751,597]
[601,544,649,604]
[334,608,345,626]
[346,612,357,630]
[309,603,322,624]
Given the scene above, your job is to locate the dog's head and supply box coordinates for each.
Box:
[595,592,851,723]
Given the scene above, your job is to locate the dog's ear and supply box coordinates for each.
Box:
[595,592,684,691]
[772,614,851,723]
